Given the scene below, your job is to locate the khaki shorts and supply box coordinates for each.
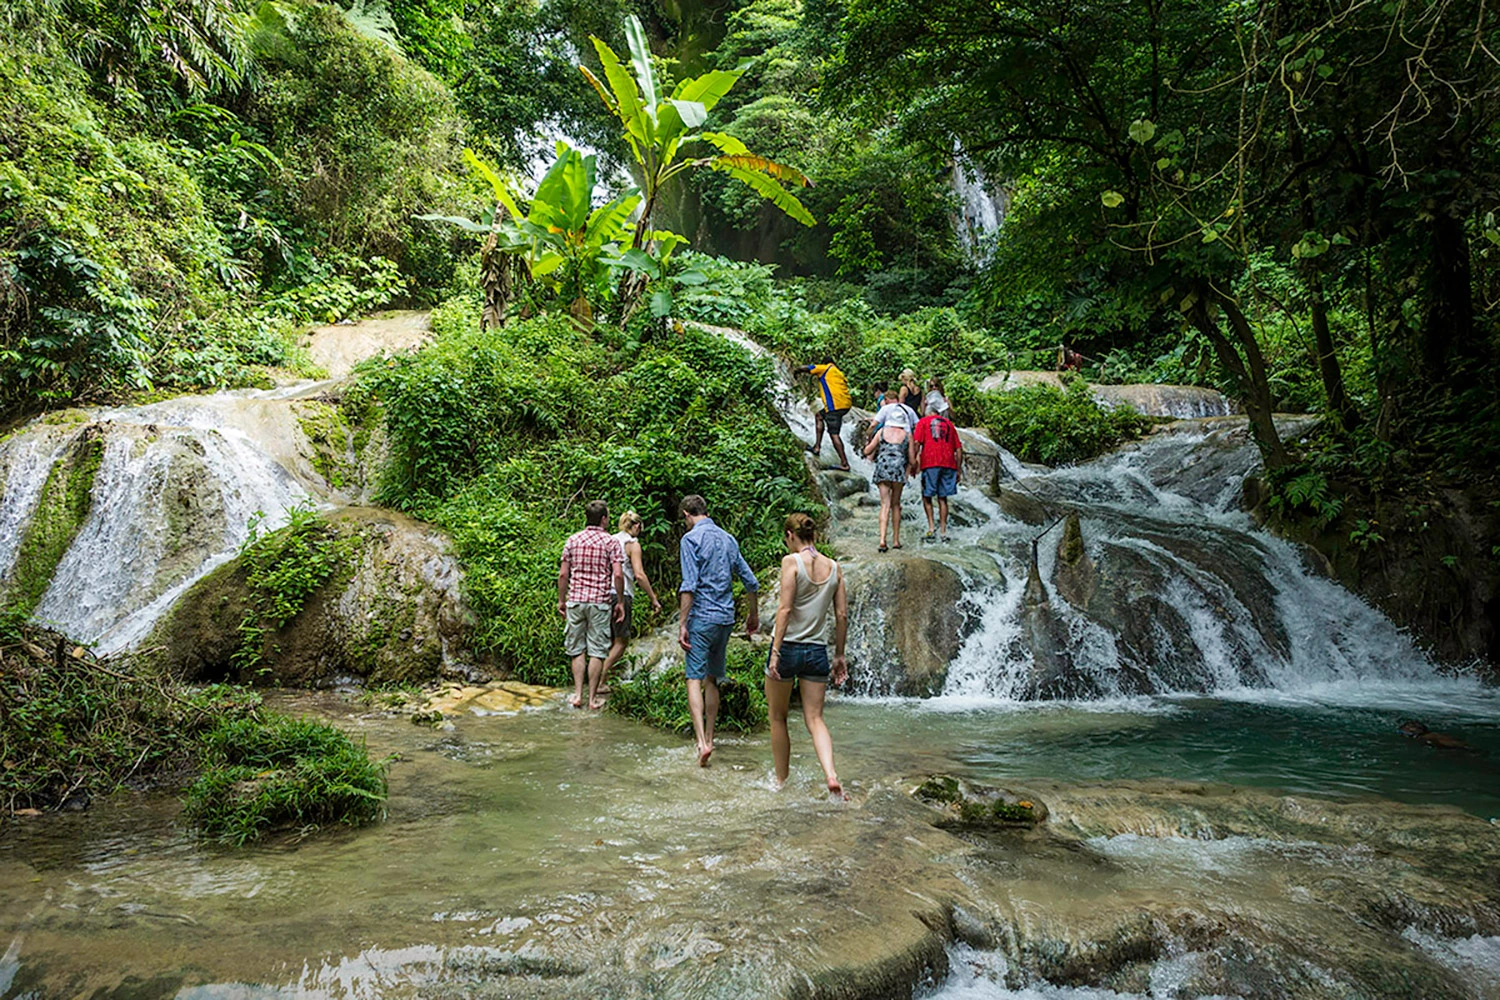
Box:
[565,602,612,659]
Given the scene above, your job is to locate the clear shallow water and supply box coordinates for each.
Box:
[838,687,1500,818]
[2,688,1499,999]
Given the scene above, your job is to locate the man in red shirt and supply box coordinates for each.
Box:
[558,500,625,709]
[910,410,963,542]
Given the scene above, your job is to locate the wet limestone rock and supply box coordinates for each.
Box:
[1053,513,1097,608]
[956,428,1001,497]
[843,556,976,696]
[147,506,484,687]
[913,774,1047,828]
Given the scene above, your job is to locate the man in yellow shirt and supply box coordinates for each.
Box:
[797,357,852,471]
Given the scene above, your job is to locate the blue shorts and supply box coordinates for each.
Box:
[684,622,733,680]
[766,641,830,683]
[922,467,958,498]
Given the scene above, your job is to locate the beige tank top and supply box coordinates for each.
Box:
[784,549,839,644]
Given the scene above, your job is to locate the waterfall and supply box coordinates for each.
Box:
[952,142,1006,259]
[0,390,317,653]
[727,328,1449,702]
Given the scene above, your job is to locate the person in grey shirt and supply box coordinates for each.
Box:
[677,494,759,767]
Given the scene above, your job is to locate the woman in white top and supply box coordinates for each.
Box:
[597,509,662,707]
[765,513,849,798]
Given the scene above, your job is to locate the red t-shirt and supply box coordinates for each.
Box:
[914,415,961,470]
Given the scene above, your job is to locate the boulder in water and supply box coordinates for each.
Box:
[913,774,1047,827]
[145,506,485,687]
[842,556,978,696]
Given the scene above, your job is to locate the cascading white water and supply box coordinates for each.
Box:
[952,142,1006,260]
[0,391,317,653]
[720,326,1450,702]
[0,425,77,575]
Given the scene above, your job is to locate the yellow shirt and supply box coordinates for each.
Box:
[807,363,851,412]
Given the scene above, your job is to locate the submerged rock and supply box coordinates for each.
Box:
[913,774,1047,827]
[146,506,484,687]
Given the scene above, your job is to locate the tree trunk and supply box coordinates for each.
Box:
[1289,120,1359,431]
[1186,284,1289,468]
[1422,208,1476,381]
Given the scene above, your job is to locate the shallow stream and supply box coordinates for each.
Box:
[4,688,1499,998]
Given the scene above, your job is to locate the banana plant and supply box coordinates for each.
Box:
[417,144,643,324]
[579,14,815,260]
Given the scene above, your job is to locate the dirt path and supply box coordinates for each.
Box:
[304,310,431,380]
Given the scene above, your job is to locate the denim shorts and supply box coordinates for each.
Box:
[922,466,958,498]
[766,641,831,683]
[684,622,733,680]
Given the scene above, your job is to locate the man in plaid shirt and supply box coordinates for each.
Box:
[558,500,625,709]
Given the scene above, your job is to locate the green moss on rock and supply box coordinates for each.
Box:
[913,773,1046,829]
[3,428,103,613]
[146,506,481,688]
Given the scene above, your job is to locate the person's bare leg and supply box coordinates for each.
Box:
[596,636,627,704]
[765,677,794,786]
[687,678,709,761]
[922,495,936,534]
[570,652,587,707]
[891,482,905,546]
[877,482,892,547]
[831,433,849,469]
[702,676,721,764]
[939,497,950,537]
[586,656,607,709]
[800,680,843,798]
[810,410,825,455]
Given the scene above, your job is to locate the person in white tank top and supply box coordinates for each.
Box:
[596,510,662,707]
[765,512,848,799]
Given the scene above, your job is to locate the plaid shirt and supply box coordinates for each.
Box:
[561,526,623,605]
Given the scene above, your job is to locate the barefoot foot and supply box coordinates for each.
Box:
[568,693,583,708]
[828,778,847,800]
[698,743,713,767]
[589,697,607,710]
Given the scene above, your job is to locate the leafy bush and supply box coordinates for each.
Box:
[0,619,384,844]
[184,713,388,845]
[607,641,768,734]
[360,302,823,685]
[967,377,1155,466]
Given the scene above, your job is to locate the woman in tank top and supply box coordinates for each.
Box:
[765,513,849,798]
[597,510,662,706]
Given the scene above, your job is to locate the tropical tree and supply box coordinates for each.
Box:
[419,145,640,324]
[579,15,815,285]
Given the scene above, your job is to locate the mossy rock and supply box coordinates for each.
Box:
[1,426,103,614]
[145,506,485,688]
[912,773,1046,828]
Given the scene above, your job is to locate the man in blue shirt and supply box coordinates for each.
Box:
[677,494,759,767]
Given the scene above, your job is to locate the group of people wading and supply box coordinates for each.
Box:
[554,356,963,801]
[558,496,848,799]
[800,358,964,550]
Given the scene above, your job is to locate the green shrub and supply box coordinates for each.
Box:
[1,621,384,844]
[360,303,823,685]
[234,504,355,674]
[607,641,768,734]
[970,377,1155,465]
[184,713,388,845]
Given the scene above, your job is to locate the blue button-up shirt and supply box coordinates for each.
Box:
[679,517,759,627]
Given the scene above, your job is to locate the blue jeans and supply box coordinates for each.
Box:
[684,622,733,680]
